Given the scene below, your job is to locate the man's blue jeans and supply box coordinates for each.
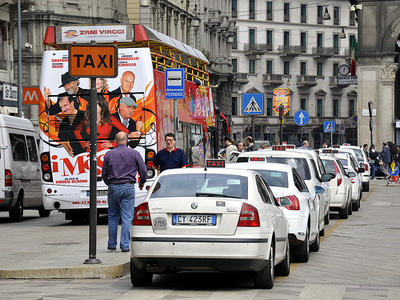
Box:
[107,183,135,251]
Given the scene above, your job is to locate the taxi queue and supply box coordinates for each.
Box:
[129,143,366,289]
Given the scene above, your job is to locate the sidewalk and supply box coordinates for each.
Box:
[0,214,130,279]
[0,178,397,280]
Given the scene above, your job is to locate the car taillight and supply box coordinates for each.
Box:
[238,203,260,227]
[133,202,152,226]
[277,195,300,210]
[364,164,369,171]
[350,177,355,184]
[5,169,12,186]
[333,161,342,186]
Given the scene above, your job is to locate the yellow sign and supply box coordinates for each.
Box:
[68,44,118,78]
[273,88,290,116]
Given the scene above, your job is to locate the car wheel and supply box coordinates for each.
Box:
[254,245,274,289]
[276,241,290,276]
[324,212,330,225]
[38,206,51,217]
[339,203,349,219]
[9,195,23,222]
[363,181,370,192]
[319,218,325,237]
[292,226,310,262]
[348,200,353,215]
[310,229,320,252]
[130,258,153,287]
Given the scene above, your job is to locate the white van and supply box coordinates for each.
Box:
[0,115,48,221]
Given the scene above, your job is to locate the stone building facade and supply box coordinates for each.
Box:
[349,0,400,146]
[231,0,358,147]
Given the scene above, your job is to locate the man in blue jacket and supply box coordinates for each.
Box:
[379,142,391,179]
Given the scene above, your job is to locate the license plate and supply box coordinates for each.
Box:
[172,214,216,226]
[86,190,108,197]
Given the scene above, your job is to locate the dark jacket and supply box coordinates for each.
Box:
[380,146,391,163]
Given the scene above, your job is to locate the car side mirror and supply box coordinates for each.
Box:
[314,185,325,195]
[358,167,365,173]
[321,173,331,182]
[329,172,336,179]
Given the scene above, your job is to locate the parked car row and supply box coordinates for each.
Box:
[129,143,368,289]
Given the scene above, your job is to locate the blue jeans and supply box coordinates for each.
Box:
[107,183,135,250]
[370,163,377,179]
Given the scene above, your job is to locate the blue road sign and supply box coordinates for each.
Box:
[165,68,185,99]
[294,110,309,126]
[324,121,336,133]
[242,93,264,115]
[390,167,399,176]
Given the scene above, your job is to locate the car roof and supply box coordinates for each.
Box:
[159,166,258,178]
[238,148,313,159]
[227,162,294,173]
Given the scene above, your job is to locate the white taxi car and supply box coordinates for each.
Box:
[336,144,370,192]
[227,162,323,263]
[319,150,353,219]
[130,160,290,289]
[334,152,363,211]
[237,146,331,236]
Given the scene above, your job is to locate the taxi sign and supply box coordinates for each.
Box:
[206,159,226,168]
[250,157,266,162]
[272,145,295,151]
[333,145,340,148]
[68,44,118,78]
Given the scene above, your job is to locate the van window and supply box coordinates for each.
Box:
[26,135,38,162]
[10,134,27,161]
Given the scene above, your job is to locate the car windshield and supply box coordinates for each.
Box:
[322,159,336,174]
[264,157,311,180]
[352,149,365,162]
[251,170,288,188]
[150,174,248,199]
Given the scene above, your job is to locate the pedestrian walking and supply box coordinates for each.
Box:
[223,136,238,163]
[153,133,189,173]
[101,131,147,252]
[379,142,391,179]
[244,136,256,151]
[369,144,379,180]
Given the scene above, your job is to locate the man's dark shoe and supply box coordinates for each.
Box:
[107,246,116,250]
[121,249,130,252]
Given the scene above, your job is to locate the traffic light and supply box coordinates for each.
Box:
[278,104,284,124]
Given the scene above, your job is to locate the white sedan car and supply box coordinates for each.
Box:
[130,161,290,289]
[319,151,353,219]
[334,152,363,211]
[227,162,323,263]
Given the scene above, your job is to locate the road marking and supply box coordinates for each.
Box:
[278,187,375,279]
[362,187,374,202]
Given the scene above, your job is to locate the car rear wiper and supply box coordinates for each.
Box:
[195,192,241,199]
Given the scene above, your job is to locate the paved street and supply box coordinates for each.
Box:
[0,179,399,299]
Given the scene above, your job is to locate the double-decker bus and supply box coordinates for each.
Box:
[39,24,217,221]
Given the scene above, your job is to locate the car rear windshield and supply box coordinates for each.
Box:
[150,174,248,199]
[352,149,365,162]
[339,159,348,167]
[250,170,288,188]
[263,157,311,180]
[322,159,336,174]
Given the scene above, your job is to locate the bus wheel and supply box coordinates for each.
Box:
[9,194,23,222]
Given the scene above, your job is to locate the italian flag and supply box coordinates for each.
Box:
[350,38,358,76]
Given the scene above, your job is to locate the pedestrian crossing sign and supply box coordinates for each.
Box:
[324,121,336,133]
[242,93,264,115]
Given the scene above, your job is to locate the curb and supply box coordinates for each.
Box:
[0,262,130,279]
